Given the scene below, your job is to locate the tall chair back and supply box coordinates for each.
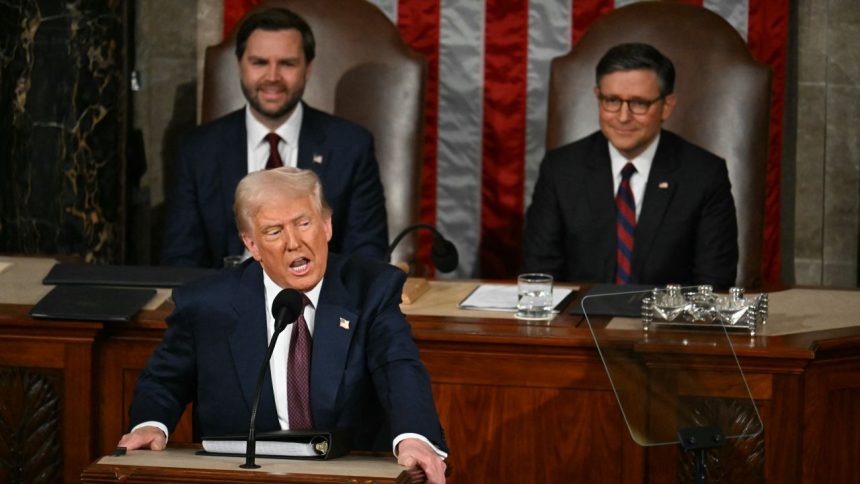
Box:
[547,2,770,287]
[202,0,426,264]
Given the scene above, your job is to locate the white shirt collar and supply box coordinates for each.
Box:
[262,266,322,312]
[608,132,660,181]
[245,102,303,150]
[608,133,661,221]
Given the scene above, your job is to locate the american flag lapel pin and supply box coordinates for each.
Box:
[658,181,669,189]
[313,154,323,164]
[339,317,350,330]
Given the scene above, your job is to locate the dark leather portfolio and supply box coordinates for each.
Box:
[43,263,218,288]
[29,285,156,322]
[569,283,657,317]
[199,429,349,460]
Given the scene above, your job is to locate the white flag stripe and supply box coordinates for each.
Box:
[525,1,573,211]
[704,0,749,41]
[436,0,486,278]
[366,0,756,278]
[372,0,397,25]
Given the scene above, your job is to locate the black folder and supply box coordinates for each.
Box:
[569,284,657,317]
[29,285,156,322]
[42,263,217,288]
[199,429,349,460]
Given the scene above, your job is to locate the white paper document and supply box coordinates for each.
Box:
[458,284,574,311]
[202,439,319,457]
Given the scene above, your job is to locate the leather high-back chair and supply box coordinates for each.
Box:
[201,0,425,265]
[546,2,770,288]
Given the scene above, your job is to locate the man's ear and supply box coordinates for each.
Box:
[661,93,677,121]
[324,214,333,243]
[304,61,313,82]
[242,234,262,261]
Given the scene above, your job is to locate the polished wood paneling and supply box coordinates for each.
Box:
[0,307,99,484]
[802,358,860,483]
[1,288,859,483]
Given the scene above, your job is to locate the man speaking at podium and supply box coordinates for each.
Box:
[119,167,447,483]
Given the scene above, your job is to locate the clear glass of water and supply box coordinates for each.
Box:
[515,273,554,320]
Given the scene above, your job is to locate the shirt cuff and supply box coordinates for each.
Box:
[131,421,169,445]
[392,433,448,459]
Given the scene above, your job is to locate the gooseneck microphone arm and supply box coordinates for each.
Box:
[241,288,303,469]
[386,223,459,273]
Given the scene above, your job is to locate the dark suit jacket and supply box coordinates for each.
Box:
[523,130,738,288]
[129,254,447,452]
[161,104,389,268]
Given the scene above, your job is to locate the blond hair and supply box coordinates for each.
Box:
[234,167,331,234]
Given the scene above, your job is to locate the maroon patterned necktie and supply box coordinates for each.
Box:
[265,133,283,169]
[287,295,314,429]
[615,163,637,284]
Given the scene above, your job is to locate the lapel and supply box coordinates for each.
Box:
[296,104,333,181]
[310,255,358,428]
[220,110,249,255]
[585,136,618,281]
[632,131,679,280]
[227,260,279,428]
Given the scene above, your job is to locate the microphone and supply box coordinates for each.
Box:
[386,223,459,273]
[241,288,303,469]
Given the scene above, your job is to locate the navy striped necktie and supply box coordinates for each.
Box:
[615,163,637,284]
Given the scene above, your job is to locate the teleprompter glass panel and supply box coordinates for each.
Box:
[580,286,763,448]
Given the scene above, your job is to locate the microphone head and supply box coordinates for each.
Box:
[431,236,459,273]
[272,289,304,332]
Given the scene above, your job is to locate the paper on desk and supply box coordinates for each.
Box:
[458,283,574,311]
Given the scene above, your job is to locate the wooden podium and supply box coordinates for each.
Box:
[80,447,420,483]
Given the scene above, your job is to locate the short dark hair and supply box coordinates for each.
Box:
[234,7,316,63]
[595,43,675,97]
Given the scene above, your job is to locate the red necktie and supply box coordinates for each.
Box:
[287,295,314,429]
[265,133,283,169]
[615,163,637,284]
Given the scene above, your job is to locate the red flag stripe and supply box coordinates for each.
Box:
[397,0,441,273]
[224,0,259,37]
[747,0,787,285]
[479,0,530,277]
[571,0,613,45]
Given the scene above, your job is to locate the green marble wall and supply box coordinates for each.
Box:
[0,0,127,263]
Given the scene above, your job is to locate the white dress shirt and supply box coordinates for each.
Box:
[263,270,320,431]
[245,102,303,173]
[608,133,660,221]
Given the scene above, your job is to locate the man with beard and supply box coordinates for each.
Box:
[161,7,388,268]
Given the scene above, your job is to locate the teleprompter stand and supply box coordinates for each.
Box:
[580,286,763,483]
[678,426,726,484]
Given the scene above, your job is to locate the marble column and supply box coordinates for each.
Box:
[0,0,127,263]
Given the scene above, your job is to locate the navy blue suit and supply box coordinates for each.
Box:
[161,104,389,267]
[129,254,447,452]
[524,130,738,288]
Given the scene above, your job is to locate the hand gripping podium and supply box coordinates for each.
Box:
[580,286,764,483]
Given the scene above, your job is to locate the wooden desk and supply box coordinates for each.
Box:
[1,265,859,483]
[81,447,415,483]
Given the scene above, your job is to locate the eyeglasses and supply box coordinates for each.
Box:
[598,93,664,115]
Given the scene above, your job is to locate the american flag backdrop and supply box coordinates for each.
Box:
[223,0,788,283]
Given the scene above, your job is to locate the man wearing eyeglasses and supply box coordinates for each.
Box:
[523,42,738,288]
